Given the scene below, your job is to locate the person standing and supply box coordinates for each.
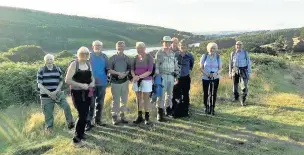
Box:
[86,40,109,131]
[66,46,95,146]
[109,41,131,125]
[155,36,180,122]
[37,54,74,134]
[229,41,252,106]
[172,39,194,118]
[131,42,153,125]
[200,43,222,115]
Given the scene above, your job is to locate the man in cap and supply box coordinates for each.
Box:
[229,41,252,106]
[155,36,180,122]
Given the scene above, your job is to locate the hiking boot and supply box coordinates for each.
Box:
[144,112,151,125]
[241,99,247,106]
[85,121,94,131]
[120,113,129,124]
[133,111,144,124]
[165,107,173,117]
[68,122,75,130]
[95,120,106,127]
[157,108,165,122]
[72,137,84,148]
[112,115,119,125]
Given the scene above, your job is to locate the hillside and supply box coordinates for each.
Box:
[0,6,187,51]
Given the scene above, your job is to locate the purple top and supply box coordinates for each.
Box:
[132,53,154,80]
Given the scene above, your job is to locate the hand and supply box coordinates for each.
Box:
[50,90,58,97]
[89,82,95,88]
[174,79,179,85]
[81,84,89,90]
[49,93,58,101]
[206,73,210,77]
[133,75,140,82]
[229,74,232,79]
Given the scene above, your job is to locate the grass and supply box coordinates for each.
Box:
[1,55,304,155]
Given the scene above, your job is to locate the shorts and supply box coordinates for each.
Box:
[132,80,153,93]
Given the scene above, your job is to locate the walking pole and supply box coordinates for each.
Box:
[211,76,215,114]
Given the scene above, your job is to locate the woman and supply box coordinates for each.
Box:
[66,46,95,146]
[172,39,194,118]
[200,43,222,115]
[131,42,153,125]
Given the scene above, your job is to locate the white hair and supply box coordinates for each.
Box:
[136,42,146,48]
[236,41,243,45]
[92,40,103,46]
[44,54,54,62]
[207,42,218,52]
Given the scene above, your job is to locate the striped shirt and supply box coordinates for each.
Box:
[155,48,180,77]
[37,65,62,98]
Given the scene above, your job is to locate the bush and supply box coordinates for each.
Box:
[4,45,46,62]
[55,50,74,59]
[250,54,288,72]
[0,58,72,108]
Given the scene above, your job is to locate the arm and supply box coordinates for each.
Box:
[65,62,85,88]
[174,55,180,79]
[229,52,233,77]
[190,54,194,71]
[247,52,252,77]
[108,56,123,76]
[216,56,222,76]
[199,55,210,76]
[155,51,161,75]
[89,63,95,87]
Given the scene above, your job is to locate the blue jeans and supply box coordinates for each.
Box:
[87,86,107,122]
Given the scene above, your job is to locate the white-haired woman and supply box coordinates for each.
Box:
[66,46,95,146]
[131,42,154,125]
[200,43,222,115]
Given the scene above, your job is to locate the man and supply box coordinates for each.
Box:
[86,40,109,131]
[109,41,131,125]
[37,54,74,133]
[155,36,180,122]
[173,39,194,118]
[229,41,252,106]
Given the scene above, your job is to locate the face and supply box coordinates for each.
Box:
[162,41,171,49]
[171,41,179,50]
[45,57,54,65]
[209,47,216,53]
[116,43,125,52]
[179,45,187,52]
[92,44,103,53]
[235,44,242,51]
[78,51,90,61]
[137,46,146,55]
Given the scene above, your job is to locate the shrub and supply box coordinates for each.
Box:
[4,45,46,62]
[55,50,74,59]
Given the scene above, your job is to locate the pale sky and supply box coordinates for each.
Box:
[1,0,303,32]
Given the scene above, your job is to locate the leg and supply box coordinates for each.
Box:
[202,79,210,114]
[41,98,55,129]
[157,75,167,121]
[241,76,249,105]
[95,86,106,123]
[56,91,74,126]
[165,75,174,116]
[133,91,144,124]
[120,81,129,122]
[232,74,240,100]
[211,79,220,115]
[111,83,121,125]
[181,76,191,117]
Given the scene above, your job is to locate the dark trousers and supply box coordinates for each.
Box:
[71,90,91,139]
[202,79,219,110]
[172,75,191,117]
[233,72,248,101]
[87,86,107,122]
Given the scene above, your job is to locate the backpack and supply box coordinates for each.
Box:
[230,51,249,66]
[202,53,220,69]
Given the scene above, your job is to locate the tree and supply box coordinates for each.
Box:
[4,45,45,62]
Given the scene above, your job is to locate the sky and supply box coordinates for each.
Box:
[1,0,303,32]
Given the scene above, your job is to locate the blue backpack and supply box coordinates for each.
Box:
[151,75,163,103]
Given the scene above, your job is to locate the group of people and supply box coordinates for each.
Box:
[37,36,251,146]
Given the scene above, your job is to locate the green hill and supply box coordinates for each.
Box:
[0,6,183,51]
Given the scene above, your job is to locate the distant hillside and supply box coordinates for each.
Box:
[0,6,195,51]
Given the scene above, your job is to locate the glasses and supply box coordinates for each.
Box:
[79,52,89,56]
[94,45,102,47]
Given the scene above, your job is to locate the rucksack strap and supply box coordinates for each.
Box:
[203,53,220,69]
[75,59,90,71]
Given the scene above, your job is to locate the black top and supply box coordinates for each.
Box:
[72,61,92,85]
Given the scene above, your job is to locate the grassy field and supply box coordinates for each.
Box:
[0,55,304,155]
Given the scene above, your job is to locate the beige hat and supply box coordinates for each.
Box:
[161,36,173,42]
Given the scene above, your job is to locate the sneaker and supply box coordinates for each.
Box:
[68,122,75,130]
